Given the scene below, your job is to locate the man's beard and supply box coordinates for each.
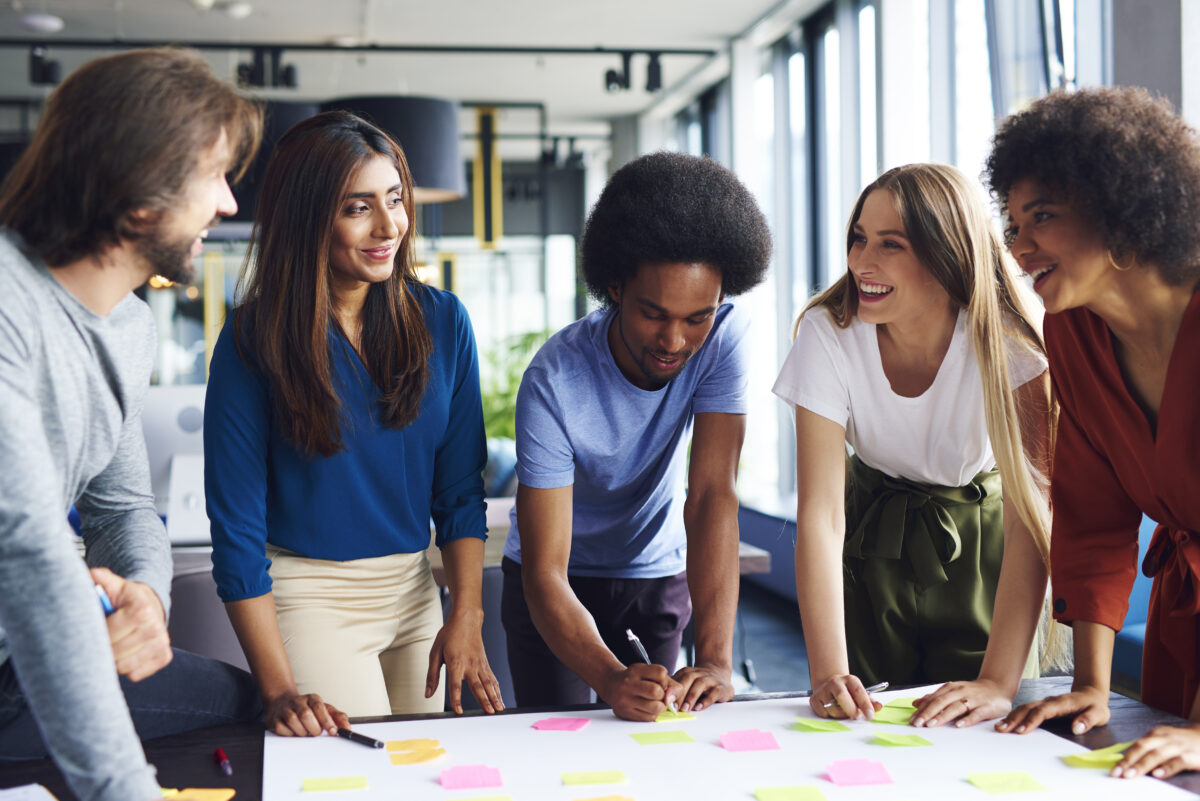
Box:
[136,216,217,285]
[137,234,195,284]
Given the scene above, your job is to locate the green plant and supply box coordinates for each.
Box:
[480,329,551,441]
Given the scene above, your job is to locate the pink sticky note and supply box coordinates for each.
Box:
[532,717,590,731]
[826,758,892,786]
[439,765,502,790]
[719,729,780,752]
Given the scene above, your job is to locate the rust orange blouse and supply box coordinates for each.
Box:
[1046,289,1200,716]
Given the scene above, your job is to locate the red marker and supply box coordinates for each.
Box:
[213,747,233,776]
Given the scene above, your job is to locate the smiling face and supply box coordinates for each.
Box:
[136,127,237,284]
[606,261,724,391]
[1005,178,1113,314]
[328,153,408,293]
[847,189,951,327]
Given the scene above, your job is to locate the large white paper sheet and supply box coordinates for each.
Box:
[262,686,1195,800]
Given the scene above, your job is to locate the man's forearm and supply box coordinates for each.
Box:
[683,489,738,673]
[522,565,626,691]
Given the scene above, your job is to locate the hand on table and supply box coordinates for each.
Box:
[811,673,883,721]
[672,664,734,713]
[90,567,172,682]
[263,690,349,737]
[1112,723,1200,779]
[426,610,505,715]
[912,678,1013,728]
[600,663,684,722]
[995,684,1110,735]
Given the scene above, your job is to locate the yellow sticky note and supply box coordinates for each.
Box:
[967,772,1046,794]
[562,770,627,786]
[631,729,695,745]
[870,731,932,747]
[1060,741,1132,769]
[386,738,446,764]
[872,706,915,725]
[754,788,828,801]
[301,776,369,792]
[790,718,852,733]
[655,708,696,723]
[162,790,235,801]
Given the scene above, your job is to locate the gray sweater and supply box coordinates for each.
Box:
[0,232,171,801]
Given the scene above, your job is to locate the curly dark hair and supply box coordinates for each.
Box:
[581,151,772,305]
[986,86,1200,286]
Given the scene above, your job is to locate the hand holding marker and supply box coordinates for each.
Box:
[823,681,889,709]
[625,628,677,713]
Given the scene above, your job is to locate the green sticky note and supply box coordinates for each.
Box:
[885,697,918,709]
[655,708,696,723]
[871,705,915,725]
[1060,741,1132,769]
[631,729,695,745]
[790,718,852,733]
[967,772,1046,793]
[869,730,932,747]
[754,787,828,801]
[301,776,369,792]
[562,770,627,786]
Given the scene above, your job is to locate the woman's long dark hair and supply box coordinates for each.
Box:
[235,110,431,457]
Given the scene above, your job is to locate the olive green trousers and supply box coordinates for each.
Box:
[841,455,1035,686]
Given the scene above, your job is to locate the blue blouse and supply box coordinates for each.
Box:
[204,285,487,602]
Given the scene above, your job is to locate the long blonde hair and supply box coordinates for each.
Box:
[803,163,1054,567]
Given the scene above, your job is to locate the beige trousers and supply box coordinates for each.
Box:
[266,545,445,717]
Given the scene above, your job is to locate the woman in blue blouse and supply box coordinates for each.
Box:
[204,111,503,736]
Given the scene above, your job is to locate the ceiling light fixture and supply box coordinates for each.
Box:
[604,51,632,93]
[645,52,662,93]
[18,12,64,34]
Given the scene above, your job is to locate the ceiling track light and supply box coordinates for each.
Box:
[28,45,59,85]
[645,52,662,93]
[236,46,297,88]
[604,51,632,93]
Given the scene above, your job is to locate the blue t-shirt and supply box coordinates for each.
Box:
[504,301,749,578]
[204,285,487,602]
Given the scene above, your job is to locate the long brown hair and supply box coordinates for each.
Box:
[235,111,431,457]
[0,48,261,266]
[804,163,1053,566]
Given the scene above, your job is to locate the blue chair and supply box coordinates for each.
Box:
[1111,515,1157,696]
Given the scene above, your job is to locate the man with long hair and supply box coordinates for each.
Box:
[0,48,263,801]
[501,152,772,721]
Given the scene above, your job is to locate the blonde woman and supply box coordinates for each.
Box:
[773,163,1053,726]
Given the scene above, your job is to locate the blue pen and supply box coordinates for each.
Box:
[95,584,115,616]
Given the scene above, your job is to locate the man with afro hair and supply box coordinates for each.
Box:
[500,151,771,721]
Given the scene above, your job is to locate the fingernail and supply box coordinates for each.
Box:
[1127,769,1138,778]
[1016,725,1026,733]
[913,718,924,726]
[955,720,965,728]
[1072,722,1084,734]
[1111,767,1122,777]
[928,719,938,726]
[1154,769,1165,778]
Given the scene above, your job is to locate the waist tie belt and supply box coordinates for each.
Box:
[1142,524,1200,617]
[844,455,1000,591]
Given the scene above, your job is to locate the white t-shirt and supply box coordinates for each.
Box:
[772,306,1046,487]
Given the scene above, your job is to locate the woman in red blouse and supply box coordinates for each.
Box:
[985,86,1200,780]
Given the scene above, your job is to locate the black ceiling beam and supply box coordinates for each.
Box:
[0,38,717,57]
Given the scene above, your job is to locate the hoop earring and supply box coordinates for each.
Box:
[1108,250,1133,272]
